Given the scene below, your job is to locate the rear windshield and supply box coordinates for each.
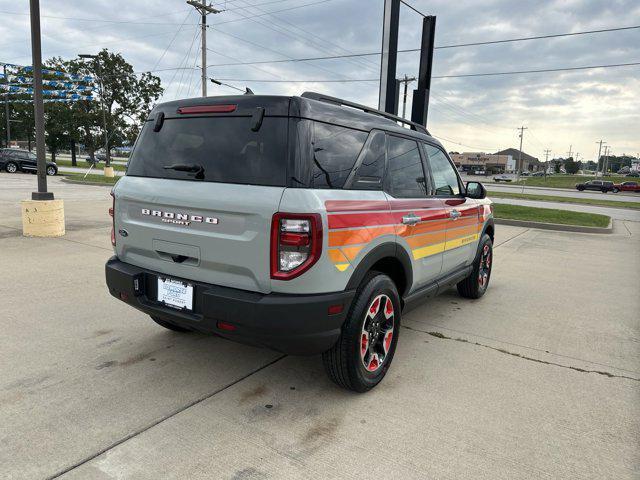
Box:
[127,116,288,186]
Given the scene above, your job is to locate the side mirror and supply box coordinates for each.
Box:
[466,181,486,199]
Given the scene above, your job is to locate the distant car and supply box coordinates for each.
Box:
[532,171,545,177]
[520,171,531,176]
[614,181,640,193]
[575,180,615,193]
[0,148,58,175]
[493,175,512,182]
[626,172,639,178]
[86,153,107,164]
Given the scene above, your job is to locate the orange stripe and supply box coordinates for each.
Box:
[447,224,480,239]
[405,231,447,249]
[329,226,396,247]
[397,220,448,237]
[328,249,349,263]
[341,245,364,261]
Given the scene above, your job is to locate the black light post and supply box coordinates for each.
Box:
[29,0,52,200]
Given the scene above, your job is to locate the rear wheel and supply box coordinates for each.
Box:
[46,165,57,176]
[150,316,192,332]
[322,272,400,392]
[457,234,493,299]
[5,161,18,173]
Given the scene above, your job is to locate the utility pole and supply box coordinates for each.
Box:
[187,0,222,98]
[516,126,527,185]
[567,145,573,159]
[544,148,551,180]
[3,65,10,148]
[595,139,606,177]
[603,146,611,176]
[399,75,416,119]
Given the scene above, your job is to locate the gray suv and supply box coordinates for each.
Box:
[105,93,494,392]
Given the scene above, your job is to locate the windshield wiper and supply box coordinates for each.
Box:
[163,163,205,180]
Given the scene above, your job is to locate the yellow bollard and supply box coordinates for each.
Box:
[103,166,115,178]
[21,199,65,237]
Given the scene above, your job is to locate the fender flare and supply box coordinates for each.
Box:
[345,242,413,294]
[481,218,495,241]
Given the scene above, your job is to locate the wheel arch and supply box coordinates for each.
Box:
[346,243,413,299]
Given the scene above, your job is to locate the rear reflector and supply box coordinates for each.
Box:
[328,304,344,315]
[177,104,237,114]
[217,321,236,332]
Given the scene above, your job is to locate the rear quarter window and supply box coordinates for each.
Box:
[309,122,367,189]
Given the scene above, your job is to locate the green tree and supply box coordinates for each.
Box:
[564,156,579,174]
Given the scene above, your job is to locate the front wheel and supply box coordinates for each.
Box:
[457,234,493,299]
[46,165,57,176]
[5,161,18,173]
[322,272,400,392]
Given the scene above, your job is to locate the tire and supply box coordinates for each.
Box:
[457,234,493,299]
[601,189,607,193]
[612,188,619,193]
[577,187,584,191]
[5,161,18,173]
[322,272,401,393]
[150,316,192,333]
[46,165,57,176]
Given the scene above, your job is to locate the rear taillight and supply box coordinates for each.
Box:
[109,191,115,246]
[270,213,322,280]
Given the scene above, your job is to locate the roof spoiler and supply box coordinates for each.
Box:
[301,91,429,135]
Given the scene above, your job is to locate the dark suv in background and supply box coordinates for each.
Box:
[0,148,58,176]
[575,180,616,193]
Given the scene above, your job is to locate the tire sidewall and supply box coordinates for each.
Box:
[6,162,17,173]
[473,234,493,297]
[344,274,401,391]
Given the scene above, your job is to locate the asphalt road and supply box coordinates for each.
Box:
[486,182,640,202]
[1,173,639,479]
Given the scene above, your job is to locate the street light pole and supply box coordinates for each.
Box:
[29,0,52,200]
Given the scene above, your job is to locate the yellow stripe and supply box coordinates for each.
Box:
[412,241,446,260]
[445,233,479,250]
[335,263,350,272]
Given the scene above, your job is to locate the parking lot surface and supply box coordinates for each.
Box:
[1,173,639,479]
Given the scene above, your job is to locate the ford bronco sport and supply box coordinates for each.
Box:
[105,93,494,392]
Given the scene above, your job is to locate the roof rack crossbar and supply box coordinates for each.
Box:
[301,91,429,135]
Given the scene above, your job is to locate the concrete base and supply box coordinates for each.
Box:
[21,199,65,237]
[103,166,115,178]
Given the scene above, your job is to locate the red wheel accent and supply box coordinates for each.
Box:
[383,331,393,354]
[369,296,381,317]
[361,333,368,356]
[366,354,380,372]
[384,297,394,318]
[360,294,395,373]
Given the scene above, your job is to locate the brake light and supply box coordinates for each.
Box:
[109,191,115,246]
[270,213,322,280]
[177,104,237,114]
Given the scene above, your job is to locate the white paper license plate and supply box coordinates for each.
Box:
[157,277,194,310]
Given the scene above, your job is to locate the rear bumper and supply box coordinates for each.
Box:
[105,257,354,355]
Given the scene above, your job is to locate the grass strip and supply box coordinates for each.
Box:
[493,204,610,228]
[488,190,640,210]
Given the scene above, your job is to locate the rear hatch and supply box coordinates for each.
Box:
[113,97,291,294]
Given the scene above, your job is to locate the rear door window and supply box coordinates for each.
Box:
[127,116,288,186]
[310,122,367,189]
[386,135,428,198]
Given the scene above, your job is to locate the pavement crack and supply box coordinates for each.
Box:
[493,227,530,248]
[45,354,287,480]
[404,326,640,382]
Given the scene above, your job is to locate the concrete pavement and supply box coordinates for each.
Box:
[1,173,638,479]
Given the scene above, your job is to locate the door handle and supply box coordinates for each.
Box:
[402,213,420,226]
[450,209,461,220]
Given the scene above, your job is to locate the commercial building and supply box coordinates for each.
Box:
[449,152,516,174]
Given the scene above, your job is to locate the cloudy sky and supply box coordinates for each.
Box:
[1,0,639,160]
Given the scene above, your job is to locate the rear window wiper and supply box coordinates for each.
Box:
[163,163,205,180]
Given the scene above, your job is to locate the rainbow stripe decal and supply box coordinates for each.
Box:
[325,199,484,271]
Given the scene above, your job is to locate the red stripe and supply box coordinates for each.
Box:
[328,208,448,229]
[388,199,443,210]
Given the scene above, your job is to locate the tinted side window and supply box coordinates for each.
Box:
[310,122,367,189]
[424,144,461,196]
[387,136,427,198]
[351,130,386,190]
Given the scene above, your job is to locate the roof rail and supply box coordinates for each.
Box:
[301,91,429,135]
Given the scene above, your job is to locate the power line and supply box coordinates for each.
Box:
[205,25,640,67]
[213,61,640,82]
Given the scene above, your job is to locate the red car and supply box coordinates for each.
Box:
[614,181,640,193]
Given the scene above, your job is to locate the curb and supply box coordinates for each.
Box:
[60,177,116,187]
[494,217,613,234]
